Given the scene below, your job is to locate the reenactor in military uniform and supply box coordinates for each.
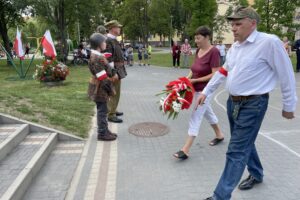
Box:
[104,20,127,123]
[87,33,118,141]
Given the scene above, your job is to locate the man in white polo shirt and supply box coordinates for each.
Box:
[200,6,298,200]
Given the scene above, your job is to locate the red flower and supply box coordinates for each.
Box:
[157,77,195,119]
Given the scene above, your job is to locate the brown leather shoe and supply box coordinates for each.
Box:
[97,133,117,141]
[108,129,118,138]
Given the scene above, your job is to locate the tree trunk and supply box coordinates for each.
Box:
[266,0,270,32]
[0,14,12,65]
[144,0,148,46]
[59,0,68,63]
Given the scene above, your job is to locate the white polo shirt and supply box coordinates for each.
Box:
[203,29,298,112]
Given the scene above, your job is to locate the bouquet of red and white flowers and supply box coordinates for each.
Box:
[157,77,195,119]
[33,59,69,82]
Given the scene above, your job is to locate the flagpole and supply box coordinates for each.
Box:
[24,38,42,78]
[20,59,24,78]
[0,43,21,77]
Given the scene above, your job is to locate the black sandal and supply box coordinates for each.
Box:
[209,138,224,146]
[173,150,189,160]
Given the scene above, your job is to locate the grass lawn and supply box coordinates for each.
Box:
[134,53,194,68]
[0,59,94,138]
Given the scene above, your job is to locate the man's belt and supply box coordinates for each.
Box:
[230,93,269,102]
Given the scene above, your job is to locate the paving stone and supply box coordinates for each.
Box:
[22,141,84,200]
[114,66,300,200]
[71,66,300,200]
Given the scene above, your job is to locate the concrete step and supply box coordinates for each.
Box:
[0,113,85,200]
[22,141,85,200]
[0,132,57,200]
[0,124,29,162]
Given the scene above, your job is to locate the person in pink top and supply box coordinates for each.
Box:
[173,26,224,160]
[181,39,192,68]
[282,36,291,57]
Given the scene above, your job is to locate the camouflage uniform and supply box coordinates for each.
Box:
[88,53,116,102]
[88,52,116,136]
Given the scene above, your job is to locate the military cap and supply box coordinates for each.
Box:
[104,20,122,30]
[227,6,260,23]
[96,25,107,35]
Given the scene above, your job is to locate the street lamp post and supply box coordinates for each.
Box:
[141,0,150,46]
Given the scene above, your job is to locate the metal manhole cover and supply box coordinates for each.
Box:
[128,122,169,137]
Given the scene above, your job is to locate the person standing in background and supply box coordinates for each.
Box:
[138,46,143,66]
[25,43,30,58]
[143,46,149,66]
[171,41,181,68]
[147,44,152,65]
[126,44,134,66]
[282,36,291,57]
[181,39,192,68]
[216,41,226,65]
[294,38,300,72]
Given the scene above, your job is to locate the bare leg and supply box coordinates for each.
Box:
[180,124,223,154]
[209,123,224,146]
[211,123,224,139]
[181,135,196,155]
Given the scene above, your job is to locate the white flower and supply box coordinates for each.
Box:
[172,101,182,112]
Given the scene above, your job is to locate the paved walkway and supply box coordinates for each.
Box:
[68,64,300,200]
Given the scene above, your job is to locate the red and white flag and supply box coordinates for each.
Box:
[41,30,57,58]
[13,27,25,60]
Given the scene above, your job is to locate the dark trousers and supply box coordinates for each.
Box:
[172,55,180,67]
[213,95,269,200]
[296,51,300,71]
[96,101,108,136]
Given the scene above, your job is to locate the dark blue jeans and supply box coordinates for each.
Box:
[213,94,269,200]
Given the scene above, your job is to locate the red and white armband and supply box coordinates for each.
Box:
[218,67,228,77]
[95,70,108,81]
[103,52,112,58]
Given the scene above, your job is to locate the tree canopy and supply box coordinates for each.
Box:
[254,0,300,40]
[0,0,29,61]
[1,0,300,59]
